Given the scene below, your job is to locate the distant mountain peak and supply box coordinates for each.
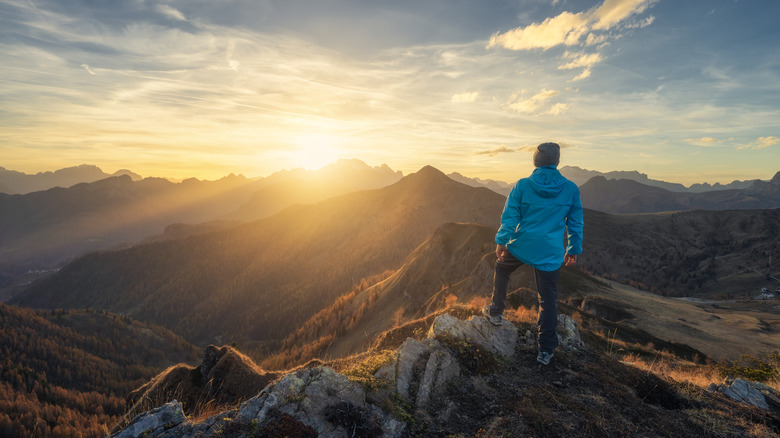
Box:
[772,171,780,185]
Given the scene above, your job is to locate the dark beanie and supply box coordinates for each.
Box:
[533,142,560,167]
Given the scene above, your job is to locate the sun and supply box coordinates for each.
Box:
[291,133,344,170]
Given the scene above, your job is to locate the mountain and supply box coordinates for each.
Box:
[560,165,766,192]
[0,303,199,437]
[0,173,257,295]
[445,172,513,196]
[260,222,504,369]
[14,166,506,351]
[560,165,690,191]
[579,174,780,213]
[0,164,142,195]
[581,208,780,297]
[0,159,404,294]
[263,217,780,370]
[224,159,403,222]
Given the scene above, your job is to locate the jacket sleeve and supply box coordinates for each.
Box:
[565,184,584,255]
[495,182,523,246]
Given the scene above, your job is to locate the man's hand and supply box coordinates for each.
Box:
[496,244,509,261]
[564,254,577,266]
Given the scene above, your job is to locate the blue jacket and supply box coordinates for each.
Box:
[496,166,583,271]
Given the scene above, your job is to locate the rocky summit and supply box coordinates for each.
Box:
[111,311,780,437]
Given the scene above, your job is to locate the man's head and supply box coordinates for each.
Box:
[533,142,560,167]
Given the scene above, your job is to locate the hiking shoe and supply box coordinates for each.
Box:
[482,305,503,326]
[537,350,554,366]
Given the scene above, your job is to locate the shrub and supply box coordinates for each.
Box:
[716,352,780,383]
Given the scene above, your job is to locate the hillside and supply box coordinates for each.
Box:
[579,173,780,214]
[580,208,780,297]
[262,220,779,371]
[14,167,506,351]
[0,303,200,437]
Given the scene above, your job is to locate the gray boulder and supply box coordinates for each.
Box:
[110,400,185,438]
[427,313,519,357]
[373,337,461,409]
[710,378,772,410]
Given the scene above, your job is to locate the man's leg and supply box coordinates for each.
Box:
[534,268,560,352]
[489,252,524,316]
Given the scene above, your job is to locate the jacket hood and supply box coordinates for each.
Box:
[528,166,567,198]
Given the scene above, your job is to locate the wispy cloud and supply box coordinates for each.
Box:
[474,145,514,156]
[684,137,720,146]
[452,91,478,103]
[558,51,603,81]
[738,136,780,150]
[507,89,562,115]
[155,5,187,22]
[487,0,656,50]
[487,0,656,82]
[80,64,96,76]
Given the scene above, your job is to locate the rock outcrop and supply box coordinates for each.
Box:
[709,378,780,410]
[116,344,278,434]
[113,312,583,438]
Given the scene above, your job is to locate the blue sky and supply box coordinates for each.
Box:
[1,0,778,184]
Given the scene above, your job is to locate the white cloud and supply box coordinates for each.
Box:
[81,64,96,76]
[475,145,514,156]
[685,137,720,145]
[487,11,589,50]
[755,136,780,149]
[452,91,479,103]
[736,136,778,150]
[585,33,609,46]
[507,89,559,114]
[559,52,602,82]
[545,103,570,115]
[487,0,656,51]
[571,69,592,81]
[155,5,187,21]
[591,0,656,30]
[559,52,603,70]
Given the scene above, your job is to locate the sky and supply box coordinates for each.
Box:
[1,0,778,185]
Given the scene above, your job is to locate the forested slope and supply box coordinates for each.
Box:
[0,303,199,437]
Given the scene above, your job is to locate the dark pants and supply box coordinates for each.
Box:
[488,252,560,353]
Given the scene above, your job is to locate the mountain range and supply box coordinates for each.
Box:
[0,164,142,195]
[559,165,763,192]
[13,167,505,350]
[579,171,780,214]
[12,166,780,356]
[0,160,404,300]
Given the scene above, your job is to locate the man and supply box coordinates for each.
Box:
[483,142,583,366]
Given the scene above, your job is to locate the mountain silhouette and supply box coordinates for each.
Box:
[223,159,403,222]
[14,166,506,351]
[0,160,405,299]
[0,174,255,282]
[580,174,780,213]
[0,164,142,195]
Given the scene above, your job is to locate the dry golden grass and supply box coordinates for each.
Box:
[620,351,780,394]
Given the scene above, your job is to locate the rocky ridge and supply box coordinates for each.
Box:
[112,313,582,438]
[112,311,779,437]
